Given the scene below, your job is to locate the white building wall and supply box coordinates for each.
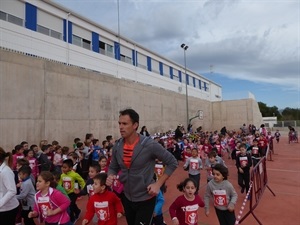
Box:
[0,0,222,103]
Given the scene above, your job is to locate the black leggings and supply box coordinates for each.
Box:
[215,207,236,225]
[121,195,156,225]
[68,192,80,221]
[0,206,19,225]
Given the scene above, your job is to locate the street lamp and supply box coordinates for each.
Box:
[181,43,189,129]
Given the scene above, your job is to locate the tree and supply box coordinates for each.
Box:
[282,107,300,120]
[258,102,300,120]
[258,102,282,119]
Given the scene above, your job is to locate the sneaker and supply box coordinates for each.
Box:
[241,187,245,194]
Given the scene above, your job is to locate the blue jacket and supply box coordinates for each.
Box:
[154,191,164,216]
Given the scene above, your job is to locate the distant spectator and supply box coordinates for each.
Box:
[187,124,193,133]
[175,124,184,140]
[220,126,227,135]
[140,126,150,136]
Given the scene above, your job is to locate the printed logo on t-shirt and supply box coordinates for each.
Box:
[155,164,164,177]
[37,196,51,218]
[182,204,198,225]
[239,156,248,167]
[190,159,199,170]
[62,176,72,190]
[95,201,110,221]
[252,147,259,155]
[213,190,227,206]
[29,159,36,169]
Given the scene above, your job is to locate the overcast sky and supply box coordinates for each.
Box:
[55,0,299,110]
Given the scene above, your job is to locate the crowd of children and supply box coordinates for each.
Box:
[1,122,276,225]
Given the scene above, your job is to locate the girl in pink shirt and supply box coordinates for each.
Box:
[26,149,39,180]
[28,171,71,225]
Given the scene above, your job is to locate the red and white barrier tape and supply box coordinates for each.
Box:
[235,181,253,224]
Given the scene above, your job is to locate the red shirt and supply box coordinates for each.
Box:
[202,144,212,154]
[84,190,124,225]
[258,137,268,148]
[123,137,139,169]
[169,194,205,225]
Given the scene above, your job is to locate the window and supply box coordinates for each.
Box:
[8,13,23,26]
[173,73,179,82]
[72,35,81,47]
[137,64,147,69]
[37,24,49,35]
[204,82,209,92]
[106,44,113,57]
[99,41,114,58]
[37,24,62,40]
[50,30,62,39]
[72,35,90,49]
[82,39,91,50]
[0,11,6,21]
[0,11,23,26]
[120,54,132,64]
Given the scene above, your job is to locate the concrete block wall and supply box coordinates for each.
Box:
[211,99,263,131]
[0,49,262,150]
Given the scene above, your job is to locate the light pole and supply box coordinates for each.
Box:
[181,43,189,129]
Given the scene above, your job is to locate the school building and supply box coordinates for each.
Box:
[0,0,263,149]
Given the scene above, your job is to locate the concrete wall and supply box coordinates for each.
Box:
[0,50,262,150]
[211,99,263,131]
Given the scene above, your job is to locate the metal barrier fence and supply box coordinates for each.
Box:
[235,147,276,224]
[273,120,300,128]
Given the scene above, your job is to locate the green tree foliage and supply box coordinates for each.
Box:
[258,102,282,119]
[282,107,300,120]
[258,102,300,120]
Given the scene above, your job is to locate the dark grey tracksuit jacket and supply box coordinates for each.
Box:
[108,134,178,202]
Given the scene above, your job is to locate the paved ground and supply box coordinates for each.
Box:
[54,135,300,225]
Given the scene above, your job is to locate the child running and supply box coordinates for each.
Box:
[236,143,252,194]
[59,159,86,223]
[183,148,203,195]
[80,164,101,197]
[16,165,36,225]
[169,178,205,225]
[205,151,226,183]
[153,190,166,225]
[82,173,124,225]
[28,171,71,225]
[204,164,237,225]
[99,156,108,173]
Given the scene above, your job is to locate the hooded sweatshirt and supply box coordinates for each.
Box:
[108,134,178,202]
[33,187,70,224]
